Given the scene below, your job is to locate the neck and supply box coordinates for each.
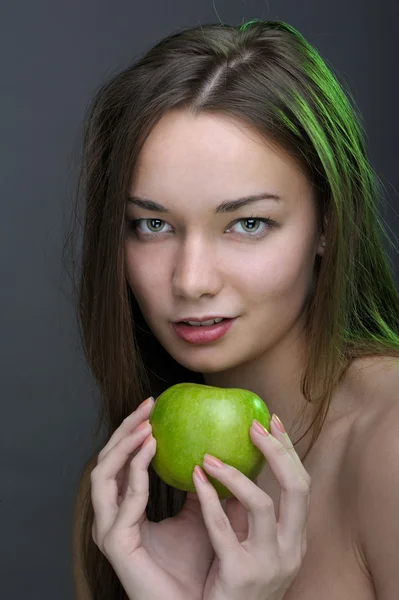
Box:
[202,326,352,456]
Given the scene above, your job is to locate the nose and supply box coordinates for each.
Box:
[171,237,223,300]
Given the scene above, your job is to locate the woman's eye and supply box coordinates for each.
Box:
[228,218,274,237]
[131,218,169,235]
[129,217,275,239]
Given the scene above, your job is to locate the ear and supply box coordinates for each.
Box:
[317,235,327,257]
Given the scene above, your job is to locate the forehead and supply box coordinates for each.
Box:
[130,111,313,207]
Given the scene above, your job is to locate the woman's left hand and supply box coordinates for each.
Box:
[193,415,311,600]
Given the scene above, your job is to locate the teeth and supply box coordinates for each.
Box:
[185,317,224,327]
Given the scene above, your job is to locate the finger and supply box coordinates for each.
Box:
[90,422,152,545]
[201,456,278,556]
[270,416,311,486]
[97,397,154,463]
[113,434,156,536]
[270,417,311,522]
[193,465,243,563]
[250,422,310,551]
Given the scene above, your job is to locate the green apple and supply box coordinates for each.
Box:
[149,382,271,499]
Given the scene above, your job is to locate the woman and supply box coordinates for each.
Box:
[66,19,399,600]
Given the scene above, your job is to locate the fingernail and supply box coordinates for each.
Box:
[252,420,269,436]
[137,419,151,431]
[139,396,154,409]
[142,434,154,447]
[203,454,225,468]
[193,465,209,483]
[271,414,286,434]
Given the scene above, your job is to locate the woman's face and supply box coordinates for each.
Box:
[124,110,324,374]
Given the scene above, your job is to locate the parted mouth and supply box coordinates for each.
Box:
[174,315,234,323]
[174,317,238,328]
[182,318,225,326]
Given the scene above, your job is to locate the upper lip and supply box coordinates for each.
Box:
[174,315,235,323]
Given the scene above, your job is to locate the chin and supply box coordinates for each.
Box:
[172,344,248,375]
[174,354,227,374]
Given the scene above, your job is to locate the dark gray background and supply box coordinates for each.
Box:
[1,1,398,598]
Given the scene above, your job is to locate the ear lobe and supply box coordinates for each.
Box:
[316,237,326,257]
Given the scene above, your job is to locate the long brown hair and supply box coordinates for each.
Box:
[63,19,399,599]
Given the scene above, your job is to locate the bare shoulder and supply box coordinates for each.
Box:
[341,355,399,597]
[349,354,399,393]
[342,355,399,458]
[335,355,399,528]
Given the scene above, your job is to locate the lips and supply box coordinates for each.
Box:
[180,317,225,327]
[175,315,230,324]
[172,317,237,344]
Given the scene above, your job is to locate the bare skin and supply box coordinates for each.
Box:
[122,110,399,598]
[89,395,310,600]
[246,355,399,599]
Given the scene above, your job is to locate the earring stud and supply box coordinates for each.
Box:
[321,240,326,247]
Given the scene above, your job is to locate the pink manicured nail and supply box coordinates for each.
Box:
[193,465,209,483]
[203,454,225,468]
[142,434,154,447]
[137,419,151,432]
[138,396,154,409]
[252,420,269,436]
[271,414,286,434]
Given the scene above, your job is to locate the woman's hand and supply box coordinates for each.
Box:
[90,397,215,600]
[193,415,311,600]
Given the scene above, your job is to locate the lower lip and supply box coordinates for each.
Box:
[172,318,237,344]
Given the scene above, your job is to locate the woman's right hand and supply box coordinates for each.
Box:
[90,396,215,600]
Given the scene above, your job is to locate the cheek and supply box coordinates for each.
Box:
[124,246,166,303]
[124,238,315,312]
[240,248,314,306]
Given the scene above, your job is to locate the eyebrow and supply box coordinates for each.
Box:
[126,192,282,214]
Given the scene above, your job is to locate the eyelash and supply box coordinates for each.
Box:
[128,216,275,240]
